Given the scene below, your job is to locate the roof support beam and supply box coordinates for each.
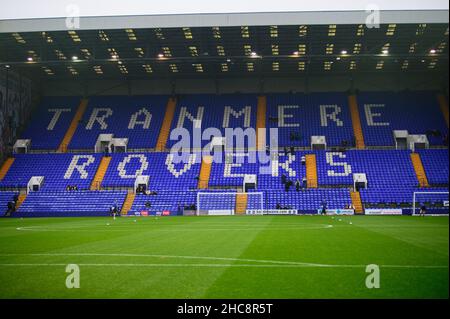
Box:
[1,10,448,33]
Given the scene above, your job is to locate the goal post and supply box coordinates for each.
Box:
[196,192,264,216]
[412,191,449,216]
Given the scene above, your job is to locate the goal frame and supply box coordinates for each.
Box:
[196,192,264,216]
[412,191,449,216]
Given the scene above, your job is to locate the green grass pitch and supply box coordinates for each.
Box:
[0,215,448,299]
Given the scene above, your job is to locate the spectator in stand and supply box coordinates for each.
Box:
[295,179,301,192]
[104,146,110,157]
[301,156,306,166]
[285,180,293,192]
[443,133,449,146]
[289,132,295,142]
[302,177,307,190]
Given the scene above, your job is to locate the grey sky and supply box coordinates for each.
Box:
[0,0,448,20]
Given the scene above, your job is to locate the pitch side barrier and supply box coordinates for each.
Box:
[127,208,449,217]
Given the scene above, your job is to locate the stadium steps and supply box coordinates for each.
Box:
[410,153,429,188]
[15,194,27,211]
[121,192,136,215]
[90,156,112,190]
[350,191,364,214]
[437,94,449,127]
[57,99,89,153]
[198,156,213,189]
[348,95,366,149]
[0,158,15,180]
[235,193,248,214]
[156,97,177,151]
[256,95,267,151]
[305,154,318,188]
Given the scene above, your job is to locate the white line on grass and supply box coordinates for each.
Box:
[0,253,330,267]
[0,253,447,269]
[0,263,446,269]
[15,225,334,232]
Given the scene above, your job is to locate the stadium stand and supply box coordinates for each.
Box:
[15,191,127,217]
[208,151,307,190]
[417,149,449,186]
[316,150,418,187]
[131,191,197,214]
[58,99,89,152]
[68,95,168,150]
[1,92,448,217]
[101,152,201,190]
[21,96,81,150]
[360,187,449,213]
[0,153,102,190]
[357,91,449,146]
[266,92,354,147]
[266,188,352,212]
[167,94,257,148]
[348,95,366,149]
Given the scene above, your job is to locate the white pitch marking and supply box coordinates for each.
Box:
[15,224,334,232]
[0,263,446,269]
[0,253,446,269]
[0,253,329,267]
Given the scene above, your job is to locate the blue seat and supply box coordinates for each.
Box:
[21,96,81,150]
[167,94,257,148]
[266,92,354,147]
[69,95,168,150]
[102,152,201,190]
[0,153,102,190]
[417,149,449,185]
[5,91,448,216]
[358,91,448,146]
[16,191,127,217]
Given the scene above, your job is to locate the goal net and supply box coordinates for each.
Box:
[196,192,264,216]
[412,191,449,216]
